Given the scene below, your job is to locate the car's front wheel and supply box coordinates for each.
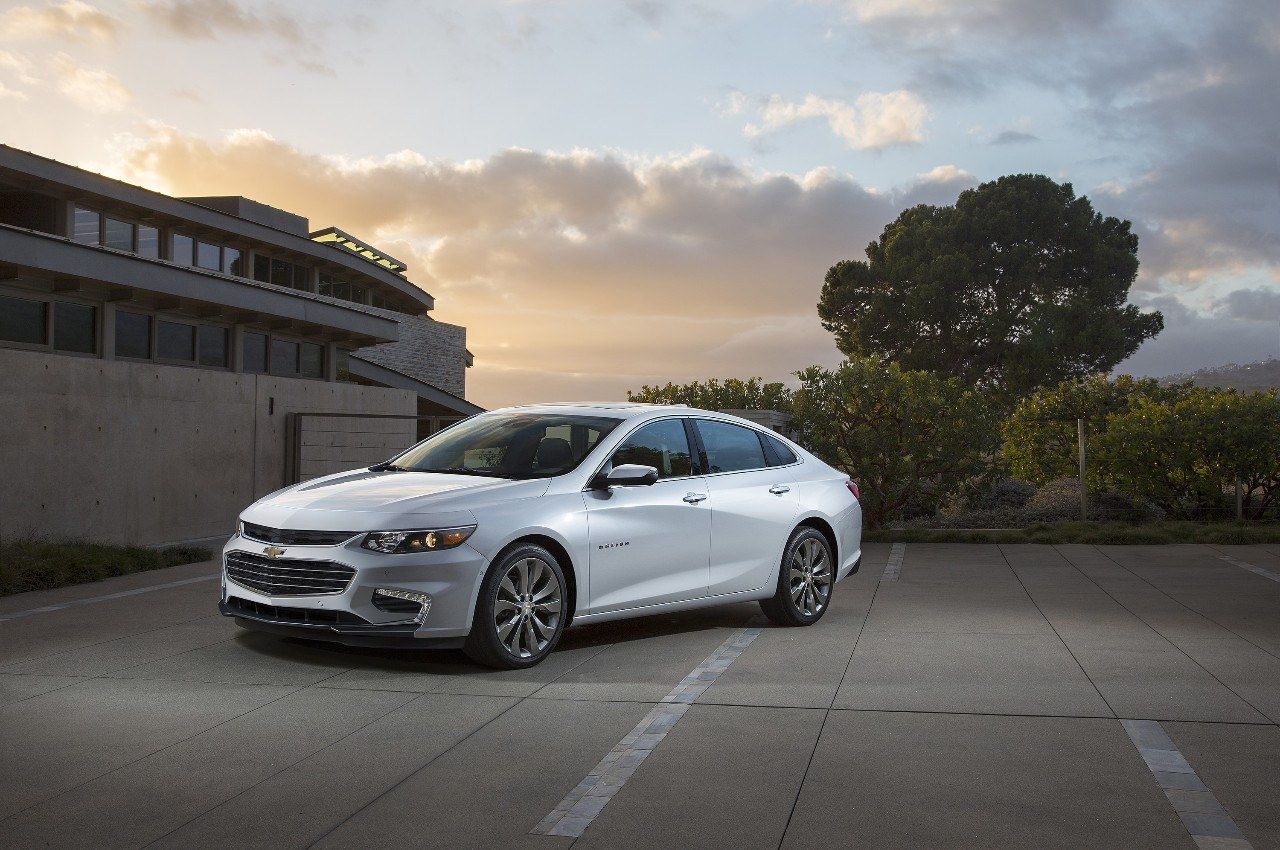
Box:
[760,527,833,627]
[464,543,568,669]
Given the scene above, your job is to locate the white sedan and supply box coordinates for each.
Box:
[220,403,862,668]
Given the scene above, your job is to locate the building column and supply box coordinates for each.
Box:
[101,302,116,360]
[54,199,74,238]
[324,342,339,381]
[231,324,246,372]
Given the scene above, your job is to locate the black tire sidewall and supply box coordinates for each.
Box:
[466,543,568,669]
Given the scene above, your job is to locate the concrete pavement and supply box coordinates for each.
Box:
[1,542,1278,848]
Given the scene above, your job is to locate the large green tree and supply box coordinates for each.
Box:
[818,174,1163,399]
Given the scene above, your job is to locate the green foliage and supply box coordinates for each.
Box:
[0,539,211,596]
[818,174,1163,398]
[790,357,997,528]
[627,377,793,411]
[1097,389,1280,519]
[1002,374,1190,485]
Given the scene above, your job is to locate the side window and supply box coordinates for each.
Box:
[763,433,798,466]
[611,419,694,479]
[696,419,767,474]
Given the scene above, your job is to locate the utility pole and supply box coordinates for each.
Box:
[1077,418,1087,522]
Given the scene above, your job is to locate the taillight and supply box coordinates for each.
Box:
[846,480,860,501]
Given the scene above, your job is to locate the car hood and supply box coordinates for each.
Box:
[241,469,551,530]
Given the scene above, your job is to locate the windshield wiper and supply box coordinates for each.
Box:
[414,467,514,478]
[368,462,408,472]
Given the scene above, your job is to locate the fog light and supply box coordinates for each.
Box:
[373,588,432,623]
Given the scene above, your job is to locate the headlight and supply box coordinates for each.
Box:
[361,526,476,554]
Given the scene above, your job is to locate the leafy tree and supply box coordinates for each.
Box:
[1002,374,1190,486]
[790,358,997,528]
[1098,389,1280,519]
[818,174,1163,399]
[627,377,793,411]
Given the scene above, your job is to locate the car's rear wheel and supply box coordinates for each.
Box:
[760,527,833,626]
[464,543,567,669]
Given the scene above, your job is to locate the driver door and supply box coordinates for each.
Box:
[583,418,711,614]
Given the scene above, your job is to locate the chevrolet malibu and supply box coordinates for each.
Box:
[220,403,862,669]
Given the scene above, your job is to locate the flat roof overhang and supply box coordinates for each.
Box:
[0,145,435,313]
[0,225,400,344]
[346,355,484,416]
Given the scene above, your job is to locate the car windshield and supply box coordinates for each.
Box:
[389,412,622,480]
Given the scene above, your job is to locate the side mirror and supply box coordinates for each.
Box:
[592,464,659,488]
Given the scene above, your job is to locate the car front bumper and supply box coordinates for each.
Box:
[217,533,490,643]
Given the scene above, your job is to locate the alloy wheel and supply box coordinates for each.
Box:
[494,556,563,658]
[788,538,831,617]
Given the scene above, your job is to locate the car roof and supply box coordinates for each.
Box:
[493,402,690,419]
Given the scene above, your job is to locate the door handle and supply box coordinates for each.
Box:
[769,485,790,495]
[683,492,708,504]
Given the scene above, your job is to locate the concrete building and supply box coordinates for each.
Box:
[0,145,481,546]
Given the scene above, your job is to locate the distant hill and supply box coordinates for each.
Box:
[1159,359,1280,391]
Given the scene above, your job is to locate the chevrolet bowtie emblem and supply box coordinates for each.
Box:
[263,546,286,558]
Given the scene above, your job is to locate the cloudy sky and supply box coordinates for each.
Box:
[0,0,1276,407]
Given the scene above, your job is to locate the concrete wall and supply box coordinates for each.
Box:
[296,414,417,482]
[0,348,415,546]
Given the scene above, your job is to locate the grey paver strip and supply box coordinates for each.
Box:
[1216,553,1280,584]
[880,542,906,582]
[0,574,219,623]
[530,623,764,837]
[1122,719,1256,849]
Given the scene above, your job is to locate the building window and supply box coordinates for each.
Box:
[369,292,393,310]
[0,294,48,345]
[196,241,221,271]
[73,207,100,244]
[198,325,228,367]
[157,320,196,362]
[104,217,134,252]
[271,339,300,375]
[242,332,268,374]
[223,247,243,277]
[115,311,151,359]
[253,253,271,283]
[172,233,194,266]
[137,225,160,258]
[293,264,311,291]
[300,342,324,378]
[52,302,96,354]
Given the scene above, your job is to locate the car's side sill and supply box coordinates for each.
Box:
[573,586,771,626]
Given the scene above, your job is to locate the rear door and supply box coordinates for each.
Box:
[695,419,800,596]
[583,418,711,613]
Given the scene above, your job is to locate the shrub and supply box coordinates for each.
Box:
[0,538,212,596]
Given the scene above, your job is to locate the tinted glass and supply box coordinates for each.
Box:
[253,253,271,282]
[136,225,159,258]
[196,241,220,270]
[271,339,299,375]
[53,302,95,353]
[697,420,767,473]
[223,247,243,276]
[350,284,366,303]
[198,325,228,367]
[72,207,100,244]
[292,264,311,291]
[104,218,133,251]
[763,433,798,465]
[172,233,194,265]
[270,258,292,288]
[157,320,195,361]
[394,412,621,480]
[299,342,323,377]
[114,311,151,358]
[0,294,47,344]
[611,419,694,478]
[242,332,268,374]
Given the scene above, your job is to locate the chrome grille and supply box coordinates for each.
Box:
[225,552,355,596]
[240,523,358,546]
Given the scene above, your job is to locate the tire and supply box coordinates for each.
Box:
[760,527,834,627]
[463,543,569,669]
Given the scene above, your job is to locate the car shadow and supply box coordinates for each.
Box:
[231,600,763,675]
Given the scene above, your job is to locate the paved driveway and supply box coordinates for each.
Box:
[1,543,1278,849]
